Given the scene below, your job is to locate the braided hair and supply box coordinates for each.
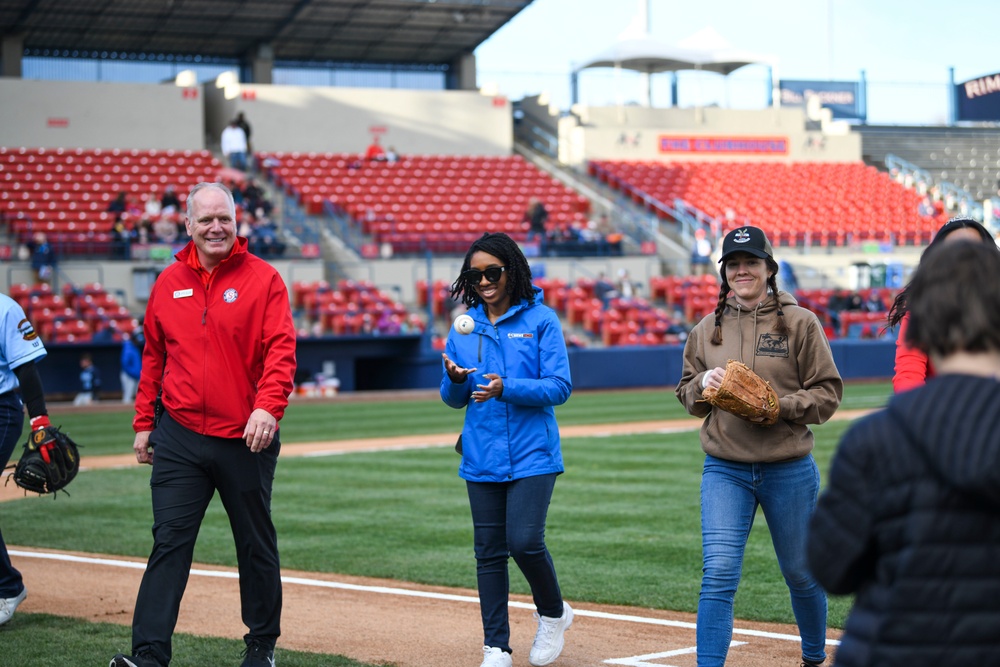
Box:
[710,256,788,345]
[450,232,536,309]
[887,217,995,329]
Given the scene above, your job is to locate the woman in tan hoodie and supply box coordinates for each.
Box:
[675,226,843,667]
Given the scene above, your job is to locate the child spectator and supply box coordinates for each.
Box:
[73,353,101,405]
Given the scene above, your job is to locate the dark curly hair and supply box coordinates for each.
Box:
[450,232,536,309]
[887,217,996,329]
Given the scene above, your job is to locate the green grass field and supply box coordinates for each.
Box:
[0,383,892,665]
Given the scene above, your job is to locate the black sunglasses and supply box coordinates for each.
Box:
[462,266,506,284]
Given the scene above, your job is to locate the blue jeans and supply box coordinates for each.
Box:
[697,454,826,667]
[0,392,25,598]
[467,474,563,653]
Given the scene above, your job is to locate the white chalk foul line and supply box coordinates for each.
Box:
[604,642,744,667]
[10,549,839,647]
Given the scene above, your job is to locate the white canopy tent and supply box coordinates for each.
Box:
[572,26,778,108]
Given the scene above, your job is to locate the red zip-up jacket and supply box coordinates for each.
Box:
[893,313,933,394]
[133,238,297,438]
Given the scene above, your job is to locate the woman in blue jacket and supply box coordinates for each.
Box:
[441,233,574,667]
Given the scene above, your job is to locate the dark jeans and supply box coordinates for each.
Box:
[132,412,281,665]
[466,473,563,653]
[0,392,25,598]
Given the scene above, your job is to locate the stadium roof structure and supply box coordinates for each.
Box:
[0,0,534,66]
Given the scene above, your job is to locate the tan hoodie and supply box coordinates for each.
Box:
[675,290,843,463]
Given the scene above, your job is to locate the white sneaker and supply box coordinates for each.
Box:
[529,602,573,666]
[480,646,512,667]
[0,588,26,626]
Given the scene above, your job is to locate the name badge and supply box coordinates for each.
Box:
[173,288,194,299]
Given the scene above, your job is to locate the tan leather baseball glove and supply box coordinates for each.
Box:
[701,359,780,426]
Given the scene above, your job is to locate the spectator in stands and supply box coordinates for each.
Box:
[107,191,128,221]
[889,217,996,393]
[826,289,851,332]
[364,136,387,162]
[593,272,616,309]
[524,198,549,247]
[862,291,885,313]
[376,310,401,335]
[676,225,842,667]
[134,217,153,245]
[153,214,179,245]
[144,187,162,219]
[577,220,603,246]
[73,353,100,405]
[111,218,133,260]
[221,118,248,171]
[28,232,55,285]
[160,185,181,214]
[125,194,143,221]
[809,241,1000,667]
[249,212,285,258]
[238,211,255,241]
[385,146,399,164]
[592,215,623,255]
[918,195,935,217]
[120,329,143,405]
[235,111,253,170]
[440,232,573,667]
[242,179,272,217]
[615,268,636,301]
[92,320,116,343]
[359,313,375,335]
[689,228,713,276]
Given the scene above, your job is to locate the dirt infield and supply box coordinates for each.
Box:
[6,413,866,666]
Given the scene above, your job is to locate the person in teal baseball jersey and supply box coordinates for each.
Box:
[0,292,55,626]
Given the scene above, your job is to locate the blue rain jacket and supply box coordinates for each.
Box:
[440,287,572,482]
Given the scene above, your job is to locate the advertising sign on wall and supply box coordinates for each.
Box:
[657,136,788,154]
[779,80,863,120]
[956,72,1000,122]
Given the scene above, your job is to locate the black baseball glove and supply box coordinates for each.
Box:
[6,426,81,496]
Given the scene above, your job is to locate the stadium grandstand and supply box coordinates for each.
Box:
[2,0,1000,394]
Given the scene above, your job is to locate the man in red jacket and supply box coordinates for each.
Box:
[112,182,297,667]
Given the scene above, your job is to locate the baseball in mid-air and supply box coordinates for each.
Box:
[454,314,475,335]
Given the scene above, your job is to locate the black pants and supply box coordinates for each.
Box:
[132,412,281,665]
[0,391,25,599]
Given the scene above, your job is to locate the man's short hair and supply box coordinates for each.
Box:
[186,182,236,222]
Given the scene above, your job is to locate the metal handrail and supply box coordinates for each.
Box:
[885,153,985,221]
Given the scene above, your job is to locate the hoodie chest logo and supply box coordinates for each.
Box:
[756,333,788,357]
[223,288,238,303]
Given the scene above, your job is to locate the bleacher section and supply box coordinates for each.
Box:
[9,281,137,344]
[0,147,223,253]
[291,279,426,337]
[590,160,948,247]
[859,125,1000,202]
[260,153,591,255]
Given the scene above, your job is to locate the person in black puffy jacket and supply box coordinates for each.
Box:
[809,240,1000,666]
